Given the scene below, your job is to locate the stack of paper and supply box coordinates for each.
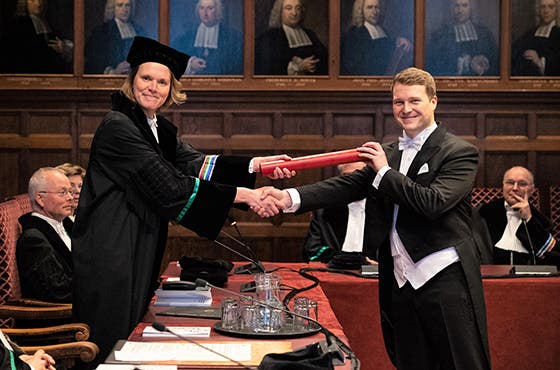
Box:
[153,288,212,307]
[142,326,211,338]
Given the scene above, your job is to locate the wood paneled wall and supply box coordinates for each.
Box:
[1,89,559,268]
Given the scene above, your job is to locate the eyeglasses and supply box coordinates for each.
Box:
[38,189,75,197]
[503,180,532,189]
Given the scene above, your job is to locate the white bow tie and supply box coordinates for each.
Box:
[398,136,422,151]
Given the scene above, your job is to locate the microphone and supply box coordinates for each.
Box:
[194,278,361,370]
[213,238,265,274]
[151,321,256,370]
[521,220,537,265]
[225,216,266,274]
[215,222,266,274]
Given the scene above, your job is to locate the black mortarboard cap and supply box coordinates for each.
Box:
[127,36,190,80]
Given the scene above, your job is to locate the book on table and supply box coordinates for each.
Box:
[154,287,212,307]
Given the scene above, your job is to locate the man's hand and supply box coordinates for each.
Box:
[113,61,131,74]
[235,187,285,217]
[510,192,532,221]
[260,187,293,210]
[395,37,412,53]
[522,49,544,74]
[299,55,319,73]
[252,155,296,179]
[189,57,207,73]
[356,142,388,171]
[20,349,56,370]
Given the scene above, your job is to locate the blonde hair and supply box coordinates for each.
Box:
[391,67,437,98]
[56,163,86,178]
[120,66,187,112]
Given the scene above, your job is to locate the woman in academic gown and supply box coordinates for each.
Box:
[71,36,292,363]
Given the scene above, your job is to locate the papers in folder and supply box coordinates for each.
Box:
[142,326,210,338]
[114,341,252,362]
[153,287,212,307]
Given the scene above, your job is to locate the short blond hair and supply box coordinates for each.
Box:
[56,163,86,178]
[391,67,437,98]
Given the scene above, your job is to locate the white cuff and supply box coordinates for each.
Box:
[373,165,391,189]
[283,188,301,213]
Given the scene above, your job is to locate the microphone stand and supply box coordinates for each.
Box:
[213,238,265,273]
[195,278,361,370]
[151,321,256,370]
[521,220,537,265]
[222,219,266,274]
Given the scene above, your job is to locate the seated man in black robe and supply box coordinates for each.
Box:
[472,166,558,266]
[303,162,378,268]
[16,167,74,303]
[0,330,56,370]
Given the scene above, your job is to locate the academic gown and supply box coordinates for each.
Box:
[254,27,328,75]
[16,214,73,303]
[0,343,29,370]
[171,24,243,75]
[84,20,145,74]
[511,25,560,76]
[294,124,491,368]
[474,198,558,266]
[426,22,498,76]
[0,15,72,73]
[340,26,406,76]
[303,192,378,263]
[72,91,256,363]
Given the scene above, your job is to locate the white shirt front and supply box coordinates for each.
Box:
[341,198,366,253]
[147,116,159,143]
[194,23,219,49]
[115,18,136,40]
[494,202,528,254]
[364,22,387,40]
[283,24,312,48]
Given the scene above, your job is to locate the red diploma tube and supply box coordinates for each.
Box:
[260,149,363,176]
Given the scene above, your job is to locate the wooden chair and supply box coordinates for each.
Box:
[471,187,540,209]
[0,196,99,368]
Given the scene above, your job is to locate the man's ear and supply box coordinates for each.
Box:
[34,193,45,208]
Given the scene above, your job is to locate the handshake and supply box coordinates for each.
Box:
[235,187,292,218]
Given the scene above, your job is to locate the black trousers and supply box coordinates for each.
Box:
[391,262,488,370]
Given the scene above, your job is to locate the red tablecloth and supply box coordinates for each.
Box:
[163,262,560,370]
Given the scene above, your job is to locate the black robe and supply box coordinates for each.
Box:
[72,92,256,363]
[473,198,558,266]
[84,20,145,74]
[254,27,328,75]
[16,213,73,303]
[171,23,243,75]
[511,25,560,76]
[340,25,410,76]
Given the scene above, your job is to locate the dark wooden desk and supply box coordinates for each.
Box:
[125,268,353,369]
